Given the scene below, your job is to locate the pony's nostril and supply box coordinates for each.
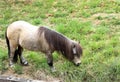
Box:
[76,63,81,66]
[73,60,81,66]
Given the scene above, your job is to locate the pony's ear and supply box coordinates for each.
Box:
[72,43,77,54]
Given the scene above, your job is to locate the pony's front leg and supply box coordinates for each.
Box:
[19,55,28,66]
[46,52,56,72]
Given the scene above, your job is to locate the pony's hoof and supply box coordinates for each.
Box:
[9,62,15,68]
[9,64,15,68]
[22,61,29,66]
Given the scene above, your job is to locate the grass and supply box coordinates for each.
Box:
[0,0,120,82]
[13,64,23,74]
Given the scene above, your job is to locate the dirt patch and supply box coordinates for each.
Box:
[1,66,32,79]
[91,13,120,18]
[77,13,120,26]
[1,65,61,82]
[89,13,120,25]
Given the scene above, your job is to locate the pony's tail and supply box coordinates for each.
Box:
[5,30,10,57]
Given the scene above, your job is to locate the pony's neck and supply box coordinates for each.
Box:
[57,38,71,58]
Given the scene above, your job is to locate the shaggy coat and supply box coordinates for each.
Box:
[5,21,83,70]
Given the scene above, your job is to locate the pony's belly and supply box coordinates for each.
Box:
[21,40,40,51]
[20,39,49,53]
[25,44,40,51]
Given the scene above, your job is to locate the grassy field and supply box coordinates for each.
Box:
[0,0,120,82]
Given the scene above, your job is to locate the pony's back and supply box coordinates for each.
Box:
[7,21,38,33]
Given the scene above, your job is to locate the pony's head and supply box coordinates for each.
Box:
[67,41,83,66]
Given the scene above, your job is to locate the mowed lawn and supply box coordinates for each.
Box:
[0,0,120,82]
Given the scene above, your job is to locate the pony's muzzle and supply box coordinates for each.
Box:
[73,56,81,66]
[74,60,81,66]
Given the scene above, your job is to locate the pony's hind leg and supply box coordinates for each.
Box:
[18,45,28,66]
[13,49,19,63]
[5,31,14,67]
[9,42,17,67]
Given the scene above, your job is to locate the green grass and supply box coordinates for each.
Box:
[0,47,8,74]
[13,64,23,74]
[0,0,120,82]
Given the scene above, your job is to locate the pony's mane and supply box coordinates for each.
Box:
[38,26,73,60]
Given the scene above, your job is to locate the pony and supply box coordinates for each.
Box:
[5,21,83,71]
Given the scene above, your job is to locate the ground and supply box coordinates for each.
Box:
[0,0,120,82]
